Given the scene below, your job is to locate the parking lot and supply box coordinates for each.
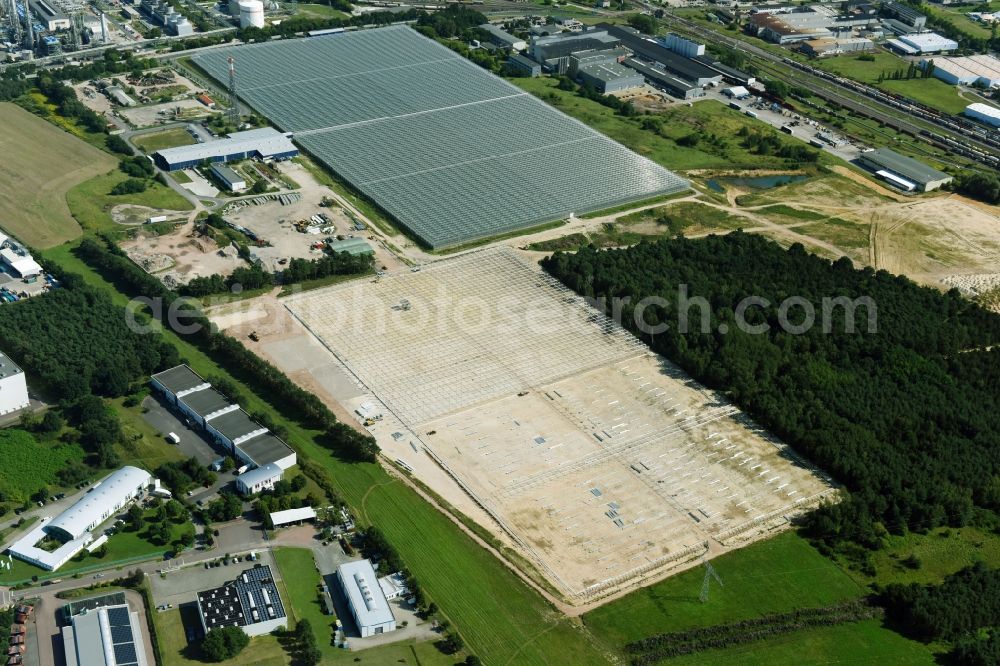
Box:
[141,394,227,467]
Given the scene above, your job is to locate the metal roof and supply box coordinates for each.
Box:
[237,433,295,467]
[151,365,208,396]
[154,127,297,167]
[269,506,316,526]
[337,559,395,629]
[237,462,283,489]
[0,352,24,380]
[600,25,721,84]
[192,26,688,249]
[47,467,152,541]
[859,148,949,185]
[65,604,146,666]
[211,164,244,185]
[578,61,641,83]
[327,237,374,255]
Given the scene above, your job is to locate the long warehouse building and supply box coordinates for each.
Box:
[191,26,688,249]
[153,128,299,171]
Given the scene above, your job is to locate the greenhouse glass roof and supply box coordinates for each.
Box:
[193,26,689,248]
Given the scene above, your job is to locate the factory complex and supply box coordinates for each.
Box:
[0,350,29,416]
[150,365,297,492]
[192,26,689,249]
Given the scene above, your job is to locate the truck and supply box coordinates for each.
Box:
[744,110,758,119]
[728,101,741,110]
[781,124,794,134]
[236,464,249,475]
[166,432,180,445]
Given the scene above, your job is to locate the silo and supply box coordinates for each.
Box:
[239,0,264,28]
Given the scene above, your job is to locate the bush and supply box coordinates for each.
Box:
[201,626,249,661]
[110,178,148,195]
[106,134,132,155]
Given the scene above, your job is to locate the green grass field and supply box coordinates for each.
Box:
[271,548,338,659]
[0,102,117,248]
[0,430,84,503]
[583,532,863,647]
[154,606,287,666]
[131,128,195,153]
[512,78,832,172]
[291,2,350,19]
[65,170,193,234]
[800,51,968,115]
[667,619,935,665]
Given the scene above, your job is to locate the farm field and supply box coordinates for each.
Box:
[0,430,84,503]
[292,2,350,18]
[65,170,193,234]
[0,102,117,248]
[132,128,195,153]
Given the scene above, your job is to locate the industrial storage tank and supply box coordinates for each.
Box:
[239,0,265,28]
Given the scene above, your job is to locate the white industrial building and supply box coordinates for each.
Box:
[661,33,704,58]
[268,506,316,528]
[7,467,153,571]
[926,55,1000,88]
[153,128,299,171]
[337,559,396,637]
[235,463,283,495]
[0,233,43,279]
[0,352,29,416]
[886,32,958,55]
[62,599,149,666]
[964,103,1000,128]
[210,164,247,192]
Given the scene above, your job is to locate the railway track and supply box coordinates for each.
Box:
[660,12,1000,169]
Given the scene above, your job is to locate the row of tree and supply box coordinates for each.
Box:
[541,234,1000,552]
[73,236,380,463]
[626,600,880,663]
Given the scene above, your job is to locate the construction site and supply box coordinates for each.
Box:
[276,246,836,604]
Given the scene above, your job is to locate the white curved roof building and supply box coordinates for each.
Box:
[8,466,153,571]
[47,467,152,541]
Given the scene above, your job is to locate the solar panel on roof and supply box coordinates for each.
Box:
[192,26,688,249]
[113,641,138,665]
[107,607,131,627]
[110,624,134,644]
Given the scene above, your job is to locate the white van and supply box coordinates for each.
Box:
[166,432,181,444]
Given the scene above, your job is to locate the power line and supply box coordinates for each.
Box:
[699,555,724,603]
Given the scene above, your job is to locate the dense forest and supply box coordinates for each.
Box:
[881,562,1000,663]
[541,234,1000,554]
[0,283,177,400]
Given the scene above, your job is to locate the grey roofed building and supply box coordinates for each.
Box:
[235,462,283,494]
[337,559,396,637]
[62,602,148,666]
[530,29,621,64]
[178,388,234,422]
[196,565,287,637]
[623,58,703,99]
[150,365,209,397]
[882,1,927,27]
[192,26,689,249]
[507,53,541,77]
[599,24,722,86]
[857,147,952,191]
[153,128,298,172]
[478,23,526,50]
[577,61,645,93]
[237,433,296,469]
[207,408,267,446]
[211,163,246,191]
